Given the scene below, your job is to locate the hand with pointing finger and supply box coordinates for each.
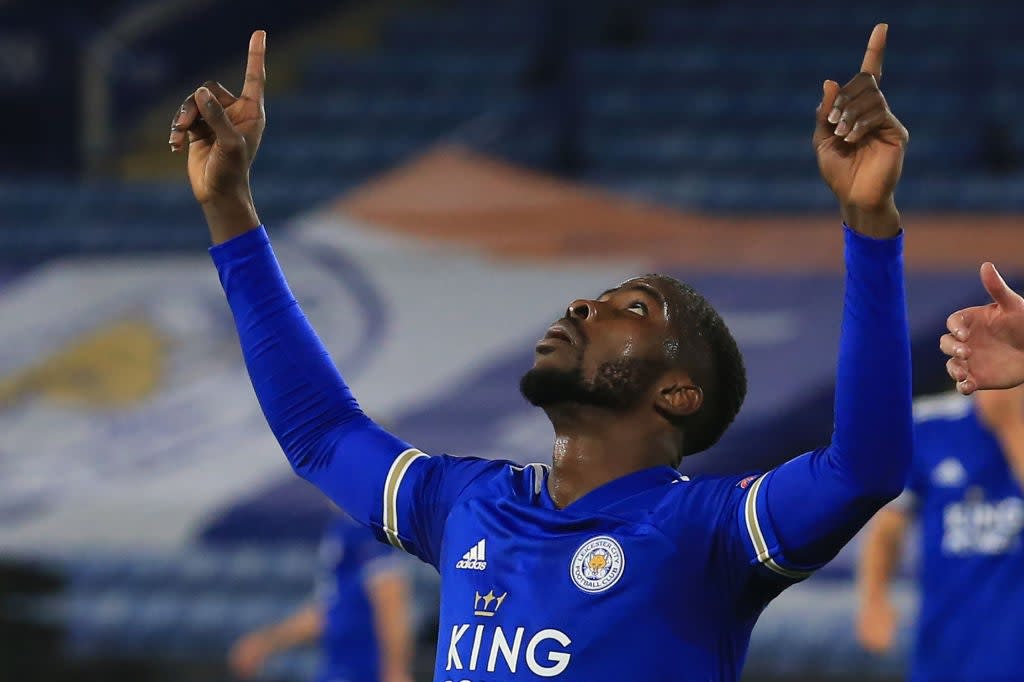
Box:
[941,263,1024,395]
[169,30,267,244]
[814,24,909,238]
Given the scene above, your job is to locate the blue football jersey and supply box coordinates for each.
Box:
[316,514,402,682]
[212,225,913,682]
[904,394,1024,682]
[378,453,810,681]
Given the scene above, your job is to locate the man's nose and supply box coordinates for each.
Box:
[566,299,596,321]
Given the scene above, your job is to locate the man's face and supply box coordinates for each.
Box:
[520,276,679,410]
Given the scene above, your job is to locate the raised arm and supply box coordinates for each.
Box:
[170,30,406,520]
[740,25,913,579]
[171,32,501,566]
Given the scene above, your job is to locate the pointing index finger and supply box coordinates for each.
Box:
[241,30,267,102]
[860,23,887,81]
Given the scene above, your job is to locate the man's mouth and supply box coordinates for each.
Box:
[544,328,574,344]
[544,321,577,346]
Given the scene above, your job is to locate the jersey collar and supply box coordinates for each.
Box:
[541,465,683,512]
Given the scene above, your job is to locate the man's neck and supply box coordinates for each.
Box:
[543,405,677,509]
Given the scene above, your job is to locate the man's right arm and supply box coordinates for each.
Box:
[855,504,910,654]
[210,227,412,514]
[172,32,503,566]
[211,227,502,566]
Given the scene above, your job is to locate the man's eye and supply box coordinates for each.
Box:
[627,301,648,316]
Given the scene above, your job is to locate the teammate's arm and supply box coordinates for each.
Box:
[737,25,913,580]
[855,505,909,654]
[227,602,323,679]
[941,262,1024,395]
[171,31,500,565]
[366,567,414,682]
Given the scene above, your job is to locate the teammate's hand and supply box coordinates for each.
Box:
[227,632,273,679]
[856,597,898,654]
[814,24,908,237]
[942,263,1024,395]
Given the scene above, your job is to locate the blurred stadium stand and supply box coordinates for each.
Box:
[1,1,1021,681]
[1,0,1022,258]
[4,547,439,680]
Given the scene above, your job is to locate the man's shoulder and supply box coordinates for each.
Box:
[652,472,756,527]
[913,392,972,430]
[428,454,544,499]
[463,459,550,497]
[679,472,761,495]
[912,393,974,460]
[505,461,552,494]
[906,394,979,493]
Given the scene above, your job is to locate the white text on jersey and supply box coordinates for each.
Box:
[445,623,572,677]
[456,538,488,570]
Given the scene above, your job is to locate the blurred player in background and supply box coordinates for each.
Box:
[229,512,413,682]
[171,25,913,681]
[942,262,1024,394]
[857,386,1024,681]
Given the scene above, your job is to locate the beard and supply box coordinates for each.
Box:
[520,356,667,411]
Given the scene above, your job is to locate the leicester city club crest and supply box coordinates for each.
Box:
[569,535,625,594]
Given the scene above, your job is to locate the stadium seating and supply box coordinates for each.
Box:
[1,0,1021,258]
[10,547,439,680]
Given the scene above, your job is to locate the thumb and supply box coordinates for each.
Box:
[980,262,1024,311]
[195,86,240,145]
[813,80,841,147]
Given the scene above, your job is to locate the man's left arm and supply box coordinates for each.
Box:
[738,24,913,580]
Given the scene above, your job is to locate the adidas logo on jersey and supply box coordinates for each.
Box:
[456,539,487,570]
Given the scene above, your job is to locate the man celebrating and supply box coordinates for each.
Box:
[170,25,911,681]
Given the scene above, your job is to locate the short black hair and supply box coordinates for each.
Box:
[643,274,747,462]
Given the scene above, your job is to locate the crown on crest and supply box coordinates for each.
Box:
[473,590,508,616]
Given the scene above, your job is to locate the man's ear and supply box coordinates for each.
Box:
[656,371,703,418]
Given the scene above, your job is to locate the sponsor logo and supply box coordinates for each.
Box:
[943,492,1024,556]
[456,538,487,570]
[444,591,572,678]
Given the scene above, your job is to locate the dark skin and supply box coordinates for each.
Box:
[532,278,704,506]
[172,25,908,509]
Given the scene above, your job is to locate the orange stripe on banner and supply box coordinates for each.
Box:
[337,146,1024,273]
